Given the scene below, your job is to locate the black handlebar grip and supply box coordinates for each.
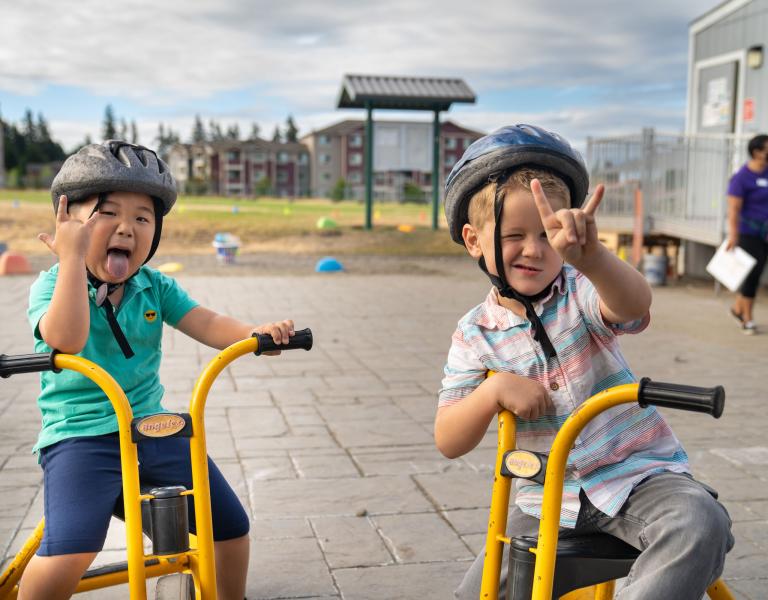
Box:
[0,352,60,378]
[638,377,724,419]
[253,328,313,356]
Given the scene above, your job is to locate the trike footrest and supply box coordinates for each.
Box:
[508,534,640,599]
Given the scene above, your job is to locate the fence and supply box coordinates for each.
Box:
[586,129,751,246]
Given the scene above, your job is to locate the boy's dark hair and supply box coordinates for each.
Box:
[747,134,768,158]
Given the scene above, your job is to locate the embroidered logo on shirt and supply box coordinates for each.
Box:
[144,310,158,322]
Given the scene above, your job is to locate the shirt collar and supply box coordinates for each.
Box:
[476,269,566,331]
[87,266,153,305]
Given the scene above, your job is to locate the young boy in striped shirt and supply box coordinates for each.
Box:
[436,125,733,599]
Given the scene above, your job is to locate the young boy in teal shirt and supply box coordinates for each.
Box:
[22,141,294,600]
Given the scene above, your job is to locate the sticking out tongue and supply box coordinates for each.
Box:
[106,250,130,279]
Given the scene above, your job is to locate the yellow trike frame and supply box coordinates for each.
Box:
[0,334,298,600]
[480,382,735,600]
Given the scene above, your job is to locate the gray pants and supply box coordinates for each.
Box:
[455,472,734,600]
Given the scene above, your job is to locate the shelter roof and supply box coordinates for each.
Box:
[337,74,475,111]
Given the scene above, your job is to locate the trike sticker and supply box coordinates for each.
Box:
[135,414,186,437]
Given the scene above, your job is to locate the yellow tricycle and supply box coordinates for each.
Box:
[481,377,735,600]
[0,328,313,600]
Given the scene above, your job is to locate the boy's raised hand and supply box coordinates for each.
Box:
[531,179,605,268]
[38,195,98,260]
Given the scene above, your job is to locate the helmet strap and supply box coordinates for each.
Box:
[478,177,558,359]
[84,192,135,359]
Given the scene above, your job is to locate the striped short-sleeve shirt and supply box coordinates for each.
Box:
[439,266,689,527]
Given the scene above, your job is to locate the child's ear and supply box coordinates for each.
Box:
[461,223,484,259]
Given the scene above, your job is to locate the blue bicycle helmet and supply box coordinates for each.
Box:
[444,124,589,244]
[444,125,589,360]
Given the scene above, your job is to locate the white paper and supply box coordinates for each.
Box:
[706,241,757,292]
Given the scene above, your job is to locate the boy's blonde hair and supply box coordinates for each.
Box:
[467,167,571,229]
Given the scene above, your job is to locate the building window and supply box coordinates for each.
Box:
[227,150,240,162]
[349,134,362,147]
[349,153,363,166]
[227,170,240,182]
[251,151,265,162]
[253,168,265,180]
[319,134,330,145]
[444,155,456,167]
[277,171,289,183]
[278,152,289,164]
[322,172,332,181]
[463,138,472,149]
[348,172,362,183]
[299,153,309,165]
[320,153,332,165]
[445,137,457,150]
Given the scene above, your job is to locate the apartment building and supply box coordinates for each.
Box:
[169,138,310,197]
[300,119,483,200]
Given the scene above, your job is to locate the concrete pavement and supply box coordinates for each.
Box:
[1,261,766,599]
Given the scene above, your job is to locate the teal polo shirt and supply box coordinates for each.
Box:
[27,265,199,453]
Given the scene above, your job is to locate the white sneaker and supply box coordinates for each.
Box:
[742,321,757,335]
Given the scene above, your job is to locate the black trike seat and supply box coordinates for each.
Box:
[507,533,640,599]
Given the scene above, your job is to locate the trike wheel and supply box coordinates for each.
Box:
[155,573,195,600]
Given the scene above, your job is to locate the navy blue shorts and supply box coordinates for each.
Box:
[38,433,250,556]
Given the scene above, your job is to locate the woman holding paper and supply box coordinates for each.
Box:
[727,133,768,335]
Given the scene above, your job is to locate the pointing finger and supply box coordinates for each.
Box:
[582,184,604,216]
[531,179,556,223]
[56,195,71,223]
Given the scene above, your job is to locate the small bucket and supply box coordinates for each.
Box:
[212,233,241,265]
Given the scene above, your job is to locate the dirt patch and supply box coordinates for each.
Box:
[0,202,463,258]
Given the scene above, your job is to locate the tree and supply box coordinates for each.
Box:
[155,122,180,160]
[1,108,65,186]
[103,104,117,140]
[226,123,240,140]
[192,114,206,143]
[208,119,223,142]
[254,176,272,197]
[23,109,37,142]
[271,126,281,143]
[248,122,260,141]
[130,120,139,144]
[329,178,348,202]
[119,118,128,141]
[285,115,298,143]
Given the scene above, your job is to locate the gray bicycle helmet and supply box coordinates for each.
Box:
[444,124,589,245]
[51,140,176,215]
[444,125,590,360]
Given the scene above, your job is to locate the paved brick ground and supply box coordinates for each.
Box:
[1,263,766,599]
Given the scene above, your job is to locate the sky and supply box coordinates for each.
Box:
[0,0,718,152]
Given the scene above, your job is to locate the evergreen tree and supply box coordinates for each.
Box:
[155,122,180,160]
[23,109,37,142]
[119,118,128,141]
[285,115,298,143]
[226,123,240,140]
[130,120,139,144]
[1,108,65,186]
[103,104,117,140]
[192,114,206,143]
[271,126,281,143]
[249,122,261,140]
[208,119,223,142]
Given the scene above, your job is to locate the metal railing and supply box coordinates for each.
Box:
[587,129,751,246]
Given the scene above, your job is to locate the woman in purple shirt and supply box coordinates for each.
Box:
[727,133,768,334]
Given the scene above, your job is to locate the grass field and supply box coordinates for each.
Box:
[0,190,463,257]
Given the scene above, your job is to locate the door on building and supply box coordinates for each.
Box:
[696,60,738,134]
